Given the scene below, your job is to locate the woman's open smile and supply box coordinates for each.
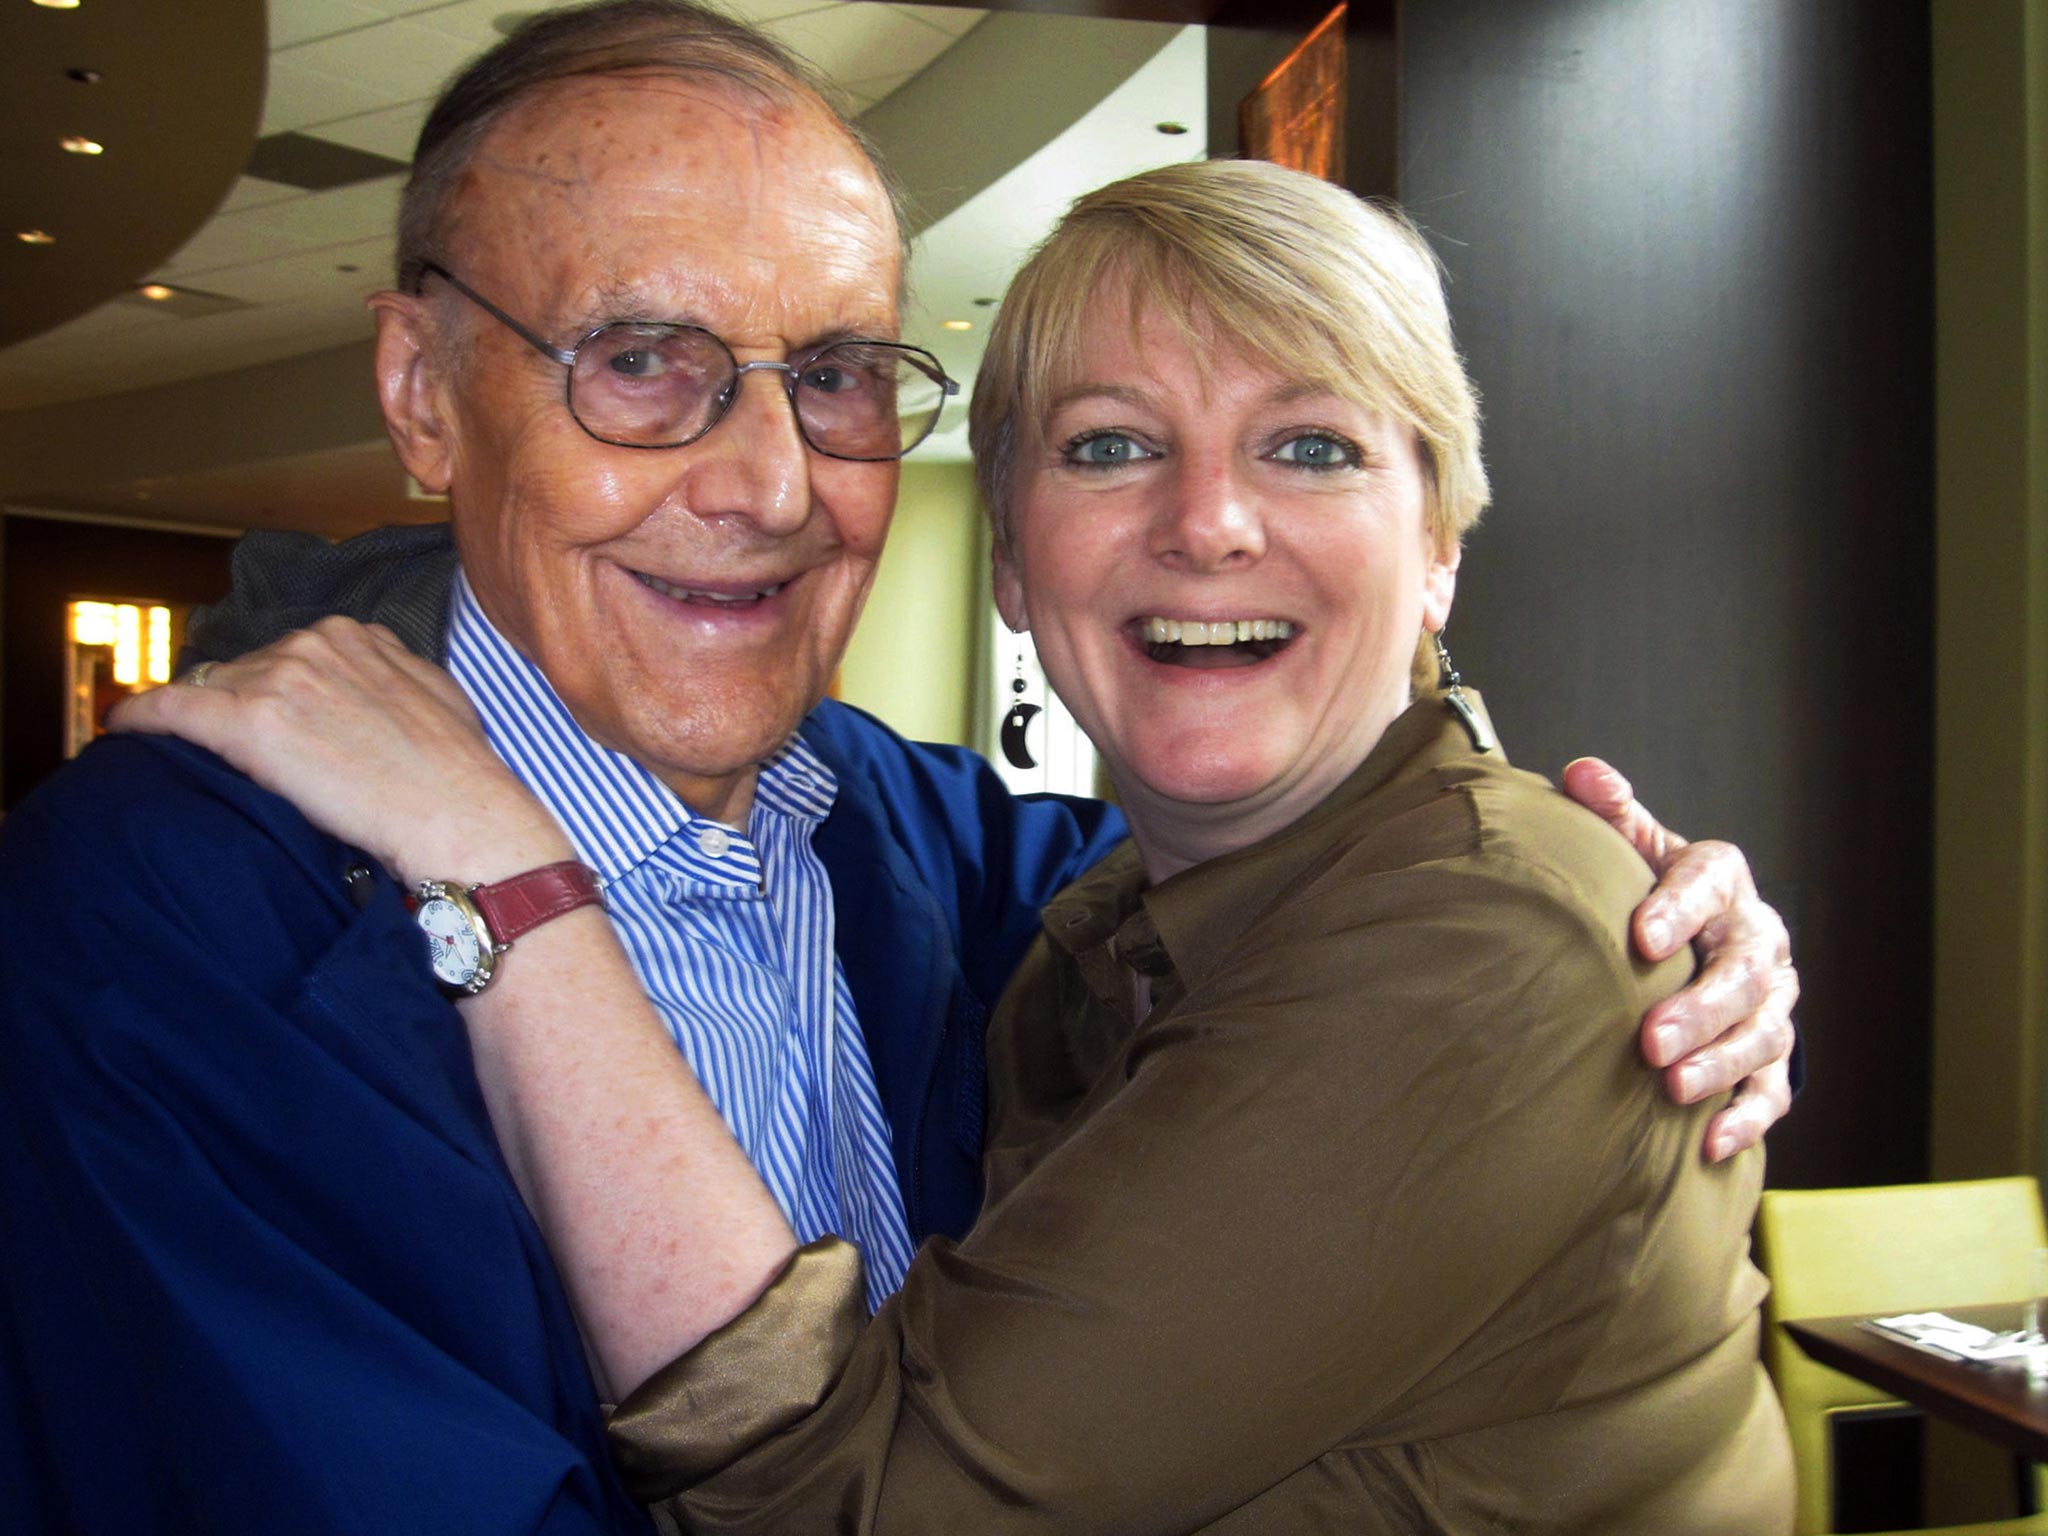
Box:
[1133,614,1298,666]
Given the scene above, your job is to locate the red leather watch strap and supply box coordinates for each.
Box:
[470,861,603,947]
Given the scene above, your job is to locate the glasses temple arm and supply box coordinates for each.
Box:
[415,262,578,368]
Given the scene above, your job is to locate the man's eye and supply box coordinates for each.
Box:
[1269,432,1357,469]
[606,348,666,380]
[802,365,861,395]
[1065,431,1153,466]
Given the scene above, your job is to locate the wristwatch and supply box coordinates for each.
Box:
[410,860,603,995]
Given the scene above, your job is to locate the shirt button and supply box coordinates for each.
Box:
[696,827,732,858]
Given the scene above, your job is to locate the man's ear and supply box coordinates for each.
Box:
[991,537,1028,635]
[1422,538,1461,634]
[369,292,456,495]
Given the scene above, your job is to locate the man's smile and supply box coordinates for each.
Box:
[632,569,793,607]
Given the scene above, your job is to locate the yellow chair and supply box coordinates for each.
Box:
[1756,1177,2048,1535]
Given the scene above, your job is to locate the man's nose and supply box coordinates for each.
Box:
[681,367,810,534]
[1150,460,1266,571]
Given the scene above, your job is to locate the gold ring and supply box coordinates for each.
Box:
[185,660,218,688]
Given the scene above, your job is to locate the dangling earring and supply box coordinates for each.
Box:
[1434,631,1495,754]
[999,644,1041,770]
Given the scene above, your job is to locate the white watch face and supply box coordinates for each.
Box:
[416,895,482,987]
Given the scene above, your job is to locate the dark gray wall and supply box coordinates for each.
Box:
[1390,0,1934,1186]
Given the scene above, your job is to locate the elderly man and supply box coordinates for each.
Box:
[0,3,1793,1532]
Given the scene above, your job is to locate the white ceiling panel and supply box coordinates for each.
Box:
[211,236,395,305]
[262,52,414,133]
[217,175,306,216]
[341,0,491,17]
[155,182,399,285]
[399,0,548,50]
[892,4,980,38]
[270,0,395,48]
[717,0,841,27]
[158,207,335,278]
[255,179,406,247]
[764,4,955,83]
[286,21,485,106]
[313,101,435,160]
[840,70,915,116]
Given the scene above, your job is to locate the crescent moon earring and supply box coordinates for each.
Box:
[1000,644,1040,770]
[1434,630,1495,754]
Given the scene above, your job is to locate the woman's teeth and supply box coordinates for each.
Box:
[635,571,787,605]
[1140,617,1295,645]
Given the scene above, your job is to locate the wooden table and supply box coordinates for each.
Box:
[1784,1302,2048,1464]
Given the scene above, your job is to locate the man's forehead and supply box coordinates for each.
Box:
[467,75,855,211]
[445,73,901,330]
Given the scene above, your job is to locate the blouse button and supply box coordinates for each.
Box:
[696,826,732,858]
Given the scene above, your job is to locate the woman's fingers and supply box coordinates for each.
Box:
[110,619,566,882]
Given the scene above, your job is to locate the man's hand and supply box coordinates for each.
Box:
[1561,757,1799,1163]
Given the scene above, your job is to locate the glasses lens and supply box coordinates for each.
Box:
[568,325,731,447]
[793,343,948,460]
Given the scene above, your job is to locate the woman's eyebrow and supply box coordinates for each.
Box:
[1045,381,1153,415]
[1269,381,1343,406]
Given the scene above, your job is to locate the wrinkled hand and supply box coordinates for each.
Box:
[1561,757,1799,1163]
[110,619,570,885]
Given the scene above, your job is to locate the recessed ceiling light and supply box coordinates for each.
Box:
[139,283,174,301]
[16,229,56,245]
[66,67,102,84]
[34,0,83,9]
[1155,121,1189,136]
[60,135,103,155]
[941,319,973,332]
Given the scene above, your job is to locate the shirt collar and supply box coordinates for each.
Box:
[1040,690,1500,1002]
[443,569,839,885]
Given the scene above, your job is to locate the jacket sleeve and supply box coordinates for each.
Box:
[0,736,650,1535]
[606,848,1735,1534]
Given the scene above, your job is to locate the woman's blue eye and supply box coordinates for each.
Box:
[1066,432,1152,466]
[1270,432,1357,468]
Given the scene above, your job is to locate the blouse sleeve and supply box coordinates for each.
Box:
[609,849,1703,1534]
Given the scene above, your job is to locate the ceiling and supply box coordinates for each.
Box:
[0,0,1207,536]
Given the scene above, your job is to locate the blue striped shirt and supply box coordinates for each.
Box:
[445,572,915,1311]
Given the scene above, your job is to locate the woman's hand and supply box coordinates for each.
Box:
[1561,757,1799,1163]
[109,618,572,885]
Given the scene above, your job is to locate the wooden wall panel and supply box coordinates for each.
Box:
[1395,0,1934,1186]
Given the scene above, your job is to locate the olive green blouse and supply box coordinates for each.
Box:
[610,693,1793,1534]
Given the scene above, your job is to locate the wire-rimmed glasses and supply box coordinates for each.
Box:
[412,262,958,462]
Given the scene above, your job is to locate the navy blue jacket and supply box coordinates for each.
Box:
[0,700,1122,1533]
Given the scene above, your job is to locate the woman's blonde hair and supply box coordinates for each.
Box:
[969,160,1490,692]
